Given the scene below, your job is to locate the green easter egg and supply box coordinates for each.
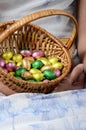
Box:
[35,79,41,82]
[15,76,22,79]
[26,79,36,82]
[43,69,56,80]
[31,60,44,69]
[15,68,26,77]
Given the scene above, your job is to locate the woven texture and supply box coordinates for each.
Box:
[0,9,77,93]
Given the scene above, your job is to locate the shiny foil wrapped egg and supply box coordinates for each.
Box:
[20,50,32,57]
[52,62,63,70]
[32,50,44,59]
[32,73,44,81]
[29,68,42,74]
[41,65,52,72]
[9,72,15,76]
[0,58,5,68]
[16,61,22,67]
[21,71,33,79]
[48,57,59,64]
[43,69,56,80]
[2,51,13,60]
[39,57,50,65]
[24,57,34,64]
[13,54,22,63]
[15,68,26,77]
[54,69,61,77]
[5,60,14,64]
[26,79,36,82]
[31,60,44,69]
[5,62,16,72]
[22,58,31,70]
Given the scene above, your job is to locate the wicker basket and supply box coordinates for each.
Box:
[0,9,77,93]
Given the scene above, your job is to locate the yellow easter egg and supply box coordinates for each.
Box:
[17,61,22,67]
[13,54,22,63]
[2,51,13,60]
[33,73,44,81]
[39,57,50,65]
[48,57,59,64]
[9,72,15,76]
[30,68,42,74]
[52,62,63,70]
[5,60,14,64]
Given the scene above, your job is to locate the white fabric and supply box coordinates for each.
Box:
[0,89,86,130]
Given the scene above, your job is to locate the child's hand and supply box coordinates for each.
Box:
[69,64,84,84]
[0,81,16,96]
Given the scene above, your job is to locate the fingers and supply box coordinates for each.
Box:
[83,55,86,73]
[69,64,84,84]
[0,81,16,96]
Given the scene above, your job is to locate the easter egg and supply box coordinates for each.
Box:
[39,57,50,65]
[33,73,44,81]
[26,79,36,82]
[21,71,33,79]
[52,62,63,70]
[41,65,52,72]
[6,62,16,72]
[20,50,32,57]
[0,58,5,68]
[15,68,26,77]
[54,69,61,77]
[32,50,44,59]
[5,60,14,64]
[23,57,34,64]
[43,69,56,80]
[16,61,22,67]
[2,51,13,60]
[22,58,31,70]
[2,53,7,60]
[15,76,22,79]
[31,60,44,69]
[9,72,15,76]
[43,79,49,82]
[13,54,22,63]
[48,57,59,64]
[30,68,42,74]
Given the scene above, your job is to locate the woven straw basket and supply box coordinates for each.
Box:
[0,9,77,93]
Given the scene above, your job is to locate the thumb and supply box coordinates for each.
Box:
[69,64,84,84]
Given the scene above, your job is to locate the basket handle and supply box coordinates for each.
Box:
[0,9,77,49]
